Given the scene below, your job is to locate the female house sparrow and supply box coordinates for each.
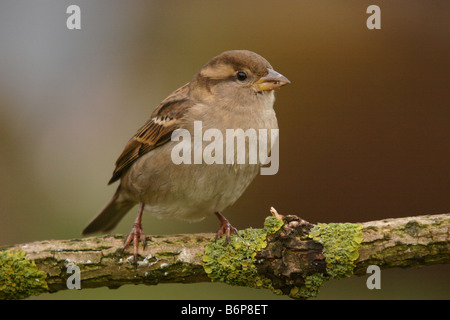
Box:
[82,50,290,260]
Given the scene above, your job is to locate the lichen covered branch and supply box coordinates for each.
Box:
[355,213,450,274]
[1,211,449,300]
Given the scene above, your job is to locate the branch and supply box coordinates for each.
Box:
[1,210,449,300]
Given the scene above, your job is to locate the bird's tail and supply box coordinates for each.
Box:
[82,186,135,235]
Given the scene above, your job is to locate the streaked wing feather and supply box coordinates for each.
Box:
[108,84,191,184]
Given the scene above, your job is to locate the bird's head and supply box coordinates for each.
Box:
[190,50,290,109]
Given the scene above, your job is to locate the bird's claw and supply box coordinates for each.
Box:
[214,212,240,245]
[123,222,146,262]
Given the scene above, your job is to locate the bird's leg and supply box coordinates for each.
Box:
[214,212,239,244]
[123,203,146,262]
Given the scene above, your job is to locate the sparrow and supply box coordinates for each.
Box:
[82,50,290,260]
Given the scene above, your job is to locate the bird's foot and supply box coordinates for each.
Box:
[214,212,239,244]
[123,222,146,262]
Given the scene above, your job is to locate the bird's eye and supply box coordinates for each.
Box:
[236,71,247,81]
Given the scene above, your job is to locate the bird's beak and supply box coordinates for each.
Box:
[253,68,290,92]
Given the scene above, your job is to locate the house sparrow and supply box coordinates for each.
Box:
[82,50,290,260]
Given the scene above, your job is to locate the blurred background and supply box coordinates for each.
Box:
[0,1,448,299]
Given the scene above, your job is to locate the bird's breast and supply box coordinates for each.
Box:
[121,99,278,221]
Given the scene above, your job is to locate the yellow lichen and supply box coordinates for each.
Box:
[0,250,48,300]
[308,223,364,279]
[202,216,283,290]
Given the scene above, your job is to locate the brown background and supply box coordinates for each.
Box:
[0,1,448,299]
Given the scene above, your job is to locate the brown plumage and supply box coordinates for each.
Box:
[83,50,290,261]
[108,84,193,184]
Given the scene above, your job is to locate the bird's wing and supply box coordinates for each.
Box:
[108,83,193,184]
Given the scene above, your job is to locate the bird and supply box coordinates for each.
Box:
[82,50,290,260]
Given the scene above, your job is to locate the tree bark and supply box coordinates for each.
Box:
[1,210,449,299]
